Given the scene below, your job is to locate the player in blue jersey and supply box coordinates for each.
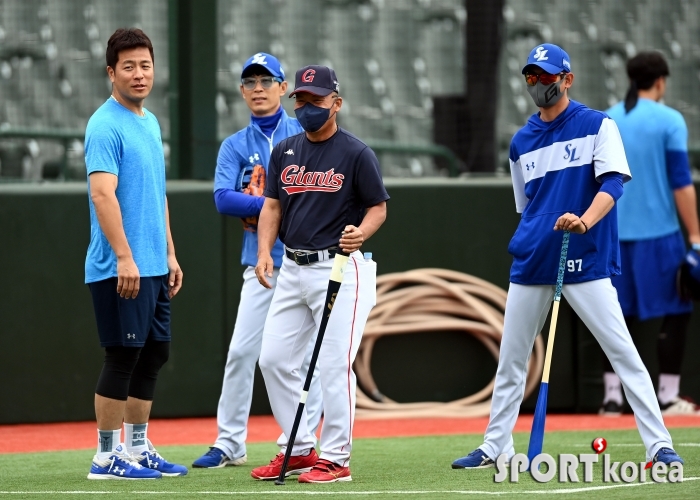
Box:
[452,44,683,469]
[251,65,389,483]
[601,52,700,416]
[192,53,324,468]
[85,28,186,480]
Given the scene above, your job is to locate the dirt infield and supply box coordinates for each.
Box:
[1,414,698,454]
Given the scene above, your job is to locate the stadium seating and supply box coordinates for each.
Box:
[499,0,700,157]
[0,0,169,179]
[1,0,699,179]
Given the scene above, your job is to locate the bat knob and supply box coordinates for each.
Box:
[331,246,351,257]
[274,479,286,486]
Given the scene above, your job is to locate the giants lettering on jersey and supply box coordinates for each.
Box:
[281,165,345,194]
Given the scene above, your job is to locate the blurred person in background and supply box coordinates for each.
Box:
[192,53,323,469]
[602,51,700,416]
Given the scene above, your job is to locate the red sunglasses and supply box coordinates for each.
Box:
[524,72,566,87]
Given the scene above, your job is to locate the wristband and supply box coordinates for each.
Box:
[581,220,589,234]
[692,243,700,251]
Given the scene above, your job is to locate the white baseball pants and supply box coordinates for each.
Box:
[213,266,323,460]
[259,251,377,466]
[481,278,673,462]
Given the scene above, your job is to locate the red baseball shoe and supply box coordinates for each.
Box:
[250,449,318,480]
[298,458,352,483]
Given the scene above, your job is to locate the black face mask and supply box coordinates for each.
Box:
[294,102,335,132]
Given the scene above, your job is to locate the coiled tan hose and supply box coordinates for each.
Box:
[354,268,545,419]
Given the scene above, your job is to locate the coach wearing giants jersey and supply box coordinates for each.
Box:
[252,65,389,484]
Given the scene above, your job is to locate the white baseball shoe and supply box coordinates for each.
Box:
[660,396,700,415]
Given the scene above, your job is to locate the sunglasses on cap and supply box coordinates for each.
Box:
[524,72,566,87]
[241,76,283,90]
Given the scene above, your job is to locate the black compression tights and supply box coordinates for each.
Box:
[95,339,170,401]
[657,313,690,375]
[602,313,690,374]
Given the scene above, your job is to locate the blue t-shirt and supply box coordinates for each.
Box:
[508,100,631,285]
[607,98,692,241]
[264,128,390,250]
[214,108,302,267]
[84,98,168,283]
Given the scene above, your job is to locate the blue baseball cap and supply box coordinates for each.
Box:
[289,65,340,97]
[241,52,285,80]
[522,44,571,75]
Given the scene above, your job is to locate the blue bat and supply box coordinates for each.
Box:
[527,231,570,468]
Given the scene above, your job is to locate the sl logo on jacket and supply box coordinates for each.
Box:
[281,165,344,194]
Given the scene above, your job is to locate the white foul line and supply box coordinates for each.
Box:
[0,478,698,496]
[571,442,700,447]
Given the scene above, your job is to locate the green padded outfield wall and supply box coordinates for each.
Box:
[2,180,700,423]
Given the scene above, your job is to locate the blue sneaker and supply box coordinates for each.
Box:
[192,447,248,468]
[653,447,685,466]
[452,448,496,469]
[135,439,188,477]
[88,444,161,480]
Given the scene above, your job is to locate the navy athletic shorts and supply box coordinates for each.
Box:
[611,231,692,320]
[88,274,171,347]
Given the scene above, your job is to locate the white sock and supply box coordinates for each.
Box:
[658,373,680,405]
[124,422,149,455]
[603,372,623,405]
[96,429,122,460]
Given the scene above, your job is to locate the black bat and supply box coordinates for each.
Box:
[275,250,351,485]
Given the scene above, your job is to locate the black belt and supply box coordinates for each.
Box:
[285,248,337,266]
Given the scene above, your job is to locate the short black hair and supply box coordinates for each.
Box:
[106,28,154,70]
[626,51,670,90]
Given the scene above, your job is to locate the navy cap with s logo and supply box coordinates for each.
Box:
[522,43,571,75]
[289,65,340,97]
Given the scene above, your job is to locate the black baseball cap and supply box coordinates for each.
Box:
[289,65,340,97]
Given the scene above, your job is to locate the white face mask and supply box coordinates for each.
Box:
[526,79,566,108]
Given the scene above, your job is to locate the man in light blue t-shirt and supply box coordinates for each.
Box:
[604,51,700,416]
[84,28,186,480]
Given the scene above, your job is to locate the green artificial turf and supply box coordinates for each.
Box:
[1,428,699,499]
